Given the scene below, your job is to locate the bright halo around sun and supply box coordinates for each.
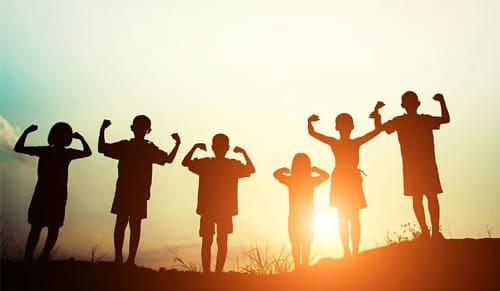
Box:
[314,206,338,240]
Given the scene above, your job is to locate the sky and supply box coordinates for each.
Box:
[1,0,499,270]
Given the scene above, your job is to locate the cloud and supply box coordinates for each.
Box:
[0,115,35,164]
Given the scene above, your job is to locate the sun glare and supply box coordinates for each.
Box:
[314,207,338,240]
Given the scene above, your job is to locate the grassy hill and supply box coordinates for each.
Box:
[2,238,499,290]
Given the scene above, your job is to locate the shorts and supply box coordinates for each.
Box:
[111,193,148,219]
[199,215,233,237]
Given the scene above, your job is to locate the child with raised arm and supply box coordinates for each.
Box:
[380,91,450,240]
[98,115,180,266]
[307,102,382,257]
[14,122,92,262]
[274,153,329,270]
[182,134,255,273]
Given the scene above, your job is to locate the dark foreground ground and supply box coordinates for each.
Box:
[2,238,499,291]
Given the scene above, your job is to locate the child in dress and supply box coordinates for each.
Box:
[14,122,92,262]
[307,103,381,257]
[274,153,328,270]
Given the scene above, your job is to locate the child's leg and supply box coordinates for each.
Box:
[25,225,43,262]
[427,194,441,237]
[201,236,213,273]
[114,215,128,263]
[349,210,361,255]
[412,194,429,237]
[291,242,300,269]
[38,226,60,261]
[126,217,142,265]
[302,243,310,266]
[338,209,350,257]
[215,234,228,273]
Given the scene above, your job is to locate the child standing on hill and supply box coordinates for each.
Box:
[98,115,180,266]
[14,122,92,262]
[182,134,255,273]
[274,153,329,270]
[380,92,450,240]
[307,103,382,257]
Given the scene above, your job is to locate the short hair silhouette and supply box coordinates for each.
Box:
[335,113,354,132]
[48,122,73,147]
[291,153,311,176]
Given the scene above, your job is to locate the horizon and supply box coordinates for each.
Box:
[1,0,500,270]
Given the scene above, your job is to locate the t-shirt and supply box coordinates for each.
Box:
[188,157,252,217]
[102,139,167,200]
[277,175,326,218]
[384,114,441,172]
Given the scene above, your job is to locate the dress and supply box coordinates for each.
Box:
[26,146,82,227]
[329,139,367,210]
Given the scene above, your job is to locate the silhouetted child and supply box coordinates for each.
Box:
[274,153,329,270]
[380,92,450,240]
[307,103,381,257]
[182,134,255,273]
[98,115,180,265]
[14,122,92,262]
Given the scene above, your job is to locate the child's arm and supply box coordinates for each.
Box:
[162,133,181,164]
[71,132,92,159]
[308,114,336,145]
[311,166,329,183]
[14,125,38,154]
[234,146,256,174]
[433,93,450,124]
[356,101,386,145]
[181,143,206,168]
[273,167,290,182]
[98,119,112,154]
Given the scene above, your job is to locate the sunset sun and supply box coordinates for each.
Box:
[314,207,338,240]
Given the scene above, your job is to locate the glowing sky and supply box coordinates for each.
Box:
[1,0,499,269]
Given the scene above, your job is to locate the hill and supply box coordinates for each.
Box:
[2,238,499,290]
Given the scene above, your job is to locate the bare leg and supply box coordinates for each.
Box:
[201,236,213,273]
[349,211,361,255]
[338,210,350,257]
[302,243,310,266]
[215,234,228,273]
[427,194,441,237]
[291,243,300,270]
[114,215,128,263]
[126,217,142,265]
[38,227,59,261]
[25,225,43,262]
[412,194,429,238]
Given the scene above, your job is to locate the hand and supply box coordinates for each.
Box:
[369,101,385,119]
[195,143,206,151]
[25,124,38,133]
[308,114,320,122]
[101,119,111,129]
[433,93,444,102]
[171,133,180,143]
[233,146,245,154]
[280,167,290,174]
[72,132,83,140]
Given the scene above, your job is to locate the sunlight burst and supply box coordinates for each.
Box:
[314,207,338,240]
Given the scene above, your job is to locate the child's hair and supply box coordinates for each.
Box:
[133,115,152,130]
[335,113,354,132]
[291,153,311,177]
[212,133,230,155]
[48,122,73,147]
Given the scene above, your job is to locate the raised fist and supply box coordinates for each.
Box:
[433,93,444,102]
[308,114,320,122]
[73,132,83,139]
[195,143,206,151]
[171,133,180,143]
[101,119,112,129]
[233,146,245,154]
[25,124,38,133]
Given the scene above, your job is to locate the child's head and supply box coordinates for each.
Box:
[335,113,354,135]
[131,115,152,138]
[401,91,420,113]
[212,133,230,158]
[291,153,311,177]
[48,122,73,147]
